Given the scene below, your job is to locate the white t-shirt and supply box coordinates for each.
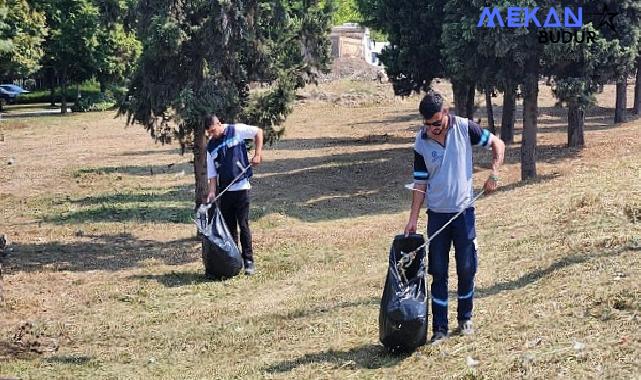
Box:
[206,123,259,191]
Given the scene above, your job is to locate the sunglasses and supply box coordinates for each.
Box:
[424,119,443,127]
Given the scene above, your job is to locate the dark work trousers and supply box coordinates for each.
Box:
[427,207,477,334]
[219,190,253,262]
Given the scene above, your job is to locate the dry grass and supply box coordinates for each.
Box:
[0,80,639,379]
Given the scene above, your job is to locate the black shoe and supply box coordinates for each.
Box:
[430,330,448,346]
[244,260,255,275]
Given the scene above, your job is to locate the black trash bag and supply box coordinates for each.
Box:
[379,234,428,352]
[195,203,243,279]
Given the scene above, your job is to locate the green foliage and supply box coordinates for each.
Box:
[332,0,362,25]
[94,0,142,88]
[591,0,641,79]
[19,80,125,103]
[553,78,597,109]
[0,0,47,79]
[123,0,334,145]
[443,0,538,92]
[35,0,100,85]
[0,1,11,52]
[357,0,446,96]
[369,29,387,42]
[72,89,117,112]
[331,0,386,42]
[546,1,641,108]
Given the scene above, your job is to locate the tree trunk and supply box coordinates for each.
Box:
[0,262,4,305]
[0,256,3,306]
[485,88,496,134]
[615,76,627,123]
[634,58,641,115]
[100,79,107,94]
[452,80,467,117]
[567,101,585,148]
[452,80,475,118]
[192,119,209,239]
[466,84,476,119]
[60,77,67,114]
[0,235,4,306]
[501,82,516,144]
[193,119,209,209]
[50,85,56,107]
[521,57,538,180]
[49,71,56,107]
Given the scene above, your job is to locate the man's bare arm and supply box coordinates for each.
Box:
[206,178,217,203]
[405,183,427,236]
[251,128,264,165]
[484,135,505,192]
[490,135,505,176]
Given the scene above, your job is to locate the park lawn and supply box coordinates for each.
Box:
[0,80,639,379]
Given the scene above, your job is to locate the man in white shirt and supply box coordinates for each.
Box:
[205,114,264,275]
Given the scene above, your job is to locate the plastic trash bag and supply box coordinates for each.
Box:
[195,203,243,279]
[379,234,428,352]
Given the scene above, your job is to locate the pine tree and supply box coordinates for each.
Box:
[121,0,334,208]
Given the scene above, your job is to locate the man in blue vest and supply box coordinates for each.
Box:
[405,92,505,344]
[205,114,264,275]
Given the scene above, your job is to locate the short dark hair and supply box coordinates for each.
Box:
[205,114,219,128]
[419,92,444,119]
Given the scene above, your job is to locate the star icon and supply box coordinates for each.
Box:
[589,4,619,35]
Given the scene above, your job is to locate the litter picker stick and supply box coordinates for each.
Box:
[423,190,485,247]
[211,162,252,204]
[397,190,485,281]
[194,162,252,233]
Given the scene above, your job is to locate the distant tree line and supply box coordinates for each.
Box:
[357,0,641,180]
[0,0,141,113]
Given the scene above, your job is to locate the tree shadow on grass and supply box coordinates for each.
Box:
[64,186,193,207]
[269,134,414,151]
[252,141,578,222]
[265,297,380,322]
[130,271,221,287]
[56,134,582,224]
[251,146,413,221]
[264,344,409,374]
[7,233,198,273]
[119,148,181,157]
[349,112,420,127]
[474,143,582,170]
[478,105,621,135]
[75,162,192,176]
[476,244,641,299]
[496,173,561,193]
[44,204,193,224]
[46,355,93,365]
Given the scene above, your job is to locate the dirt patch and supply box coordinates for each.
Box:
[0,321,59,361]
[319,57,383,83]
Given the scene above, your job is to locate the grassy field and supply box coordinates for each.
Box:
[0,80,640,379]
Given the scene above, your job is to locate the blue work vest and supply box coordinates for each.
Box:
[206,125,253,188]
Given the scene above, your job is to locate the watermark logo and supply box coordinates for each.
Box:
[477,7,583,29]
[477,6,619,44]
[588,4,619,35]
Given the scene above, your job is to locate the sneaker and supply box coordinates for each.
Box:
[244,260,256,276]
[430,330,448,345]
[453,320,474,336]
